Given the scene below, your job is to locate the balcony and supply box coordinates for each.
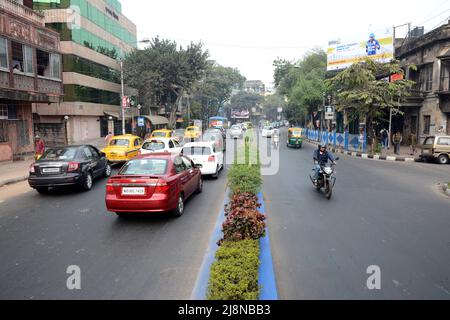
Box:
[0,0,45,26]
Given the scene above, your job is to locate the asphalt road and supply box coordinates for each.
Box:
[264,128,450,299]
[0,165,227,299]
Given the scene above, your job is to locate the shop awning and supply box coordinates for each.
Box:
[104,111,120,119]
[141,115,169,125]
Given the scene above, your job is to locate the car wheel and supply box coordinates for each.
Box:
[196,176,203,194]
[212,165,219,179]
[173,194,184,217]
[81,172,93,191]
[438,154,449,165]
[104,164,112,178]
[36,187,49,194]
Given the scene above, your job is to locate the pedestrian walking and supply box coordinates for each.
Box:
[34,135,45,160]
[380,128,389,150]
[392,131,403,155]
[105,131,113,145]
[408,133,417,156]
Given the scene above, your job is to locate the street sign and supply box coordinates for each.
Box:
[325,106,335,120]
[137,117,145,127]
[122,96,128,109]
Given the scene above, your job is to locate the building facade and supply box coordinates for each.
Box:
[33,0,137,144]
[243,80,265,95]
[0,0,63,162]
[396,21,450,143]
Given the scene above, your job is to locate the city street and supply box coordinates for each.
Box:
[264,128,450,299]
[0,167,227,299]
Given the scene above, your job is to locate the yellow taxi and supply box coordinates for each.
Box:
[184,126,201,140]
[101,134,143,163]
[151,129,173,139]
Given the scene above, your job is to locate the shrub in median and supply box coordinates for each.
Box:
[219,193,265,245]
[228,164,262,195]
[207,239,260,300]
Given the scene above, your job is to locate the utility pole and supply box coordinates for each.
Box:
[120,59,125,135]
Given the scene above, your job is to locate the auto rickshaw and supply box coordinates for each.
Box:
[287,128,303,148]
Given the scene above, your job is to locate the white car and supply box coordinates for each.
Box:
[229,125,244,139]
[139,138,182,155]
[262,126,275,138]
[182,141,224,178]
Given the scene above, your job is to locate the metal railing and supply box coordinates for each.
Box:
[0,0,45,26]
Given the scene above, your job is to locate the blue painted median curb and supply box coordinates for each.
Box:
[258,192,278,300]
[190,188,228,300]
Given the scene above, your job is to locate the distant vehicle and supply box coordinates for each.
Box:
[262,126,275,138]
[29,145,111,193]
[229,124,244,139]
[419,135,450,164]
[172,129,185,143]
[182,141,224,178]
[184,126,201,140]
[101,134,143,163]
[151,129,173,139]
[209,116,228,129]
[105,153,203,217]
[202,131,226,151]
[139,138,182,156]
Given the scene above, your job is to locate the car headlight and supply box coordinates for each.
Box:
[324,167,333,174]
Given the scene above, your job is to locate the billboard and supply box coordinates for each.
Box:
[231,110,250,119]
[327,27,394,71]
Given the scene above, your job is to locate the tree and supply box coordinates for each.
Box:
[273,49,327,125]
[325,59,415,146]
[123,37,209,128]
[262,94,286,122]
[191,62,245,122]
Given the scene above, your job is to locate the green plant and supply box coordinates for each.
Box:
[373,143,382,155]
[228,164,262,195]
[207,240,260,300]
[219,193,266,245]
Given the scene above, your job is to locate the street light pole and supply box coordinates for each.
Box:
[121,59,125,135]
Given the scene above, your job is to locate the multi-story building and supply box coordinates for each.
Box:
[396,21,450,143]
[0,0,63,162]
[32,0,137,143]
[243,80,265,95]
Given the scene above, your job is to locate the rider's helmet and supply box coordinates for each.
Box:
[318,144,327,150]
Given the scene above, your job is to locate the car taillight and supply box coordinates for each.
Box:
[106,183,115,194]
[155,179,170,193]
[30,163,35,173]
[208,155,216,162]
[68,162,79,172]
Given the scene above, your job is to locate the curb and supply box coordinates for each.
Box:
[0,175,28,188]
[190,187,229,300]
[304,139,416,163]
[190,189,278,300]
[257,192,278,300]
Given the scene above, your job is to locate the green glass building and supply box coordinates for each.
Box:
[33,0,138,142]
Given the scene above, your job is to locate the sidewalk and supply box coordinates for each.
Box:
[305,139,417,162]
[0,137,107,188]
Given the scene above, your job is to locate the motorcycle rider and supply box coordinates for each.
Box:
[273,129,280,148]
[312,144,335,183]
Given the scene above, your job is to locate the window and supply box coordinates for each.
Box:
[37,50,61,79]
[169,140,175,149]
[83,147,93,159]
[181,157,193,169]
[11,41,24,72]
[437,137,450,146]
[182,147,211,156]
[109,139,129,147]
[423,137,434,145]
[23,46,33,74]
[142,141,165,151]
[423,115,431,135]
[134,138,141,147]
[173,156,186,173]
[0,37,8,69]
[0,104,7,120]
[421,64,433,92]
[40,148,78,161]
[119,159,168,175]
[410,116,417,135]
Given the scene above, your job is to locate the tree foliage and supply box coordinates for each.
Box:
[123,37,209,128]
[325,59,415,142]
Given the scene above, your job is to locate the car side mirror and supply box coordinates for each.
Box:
[101,152,106,158]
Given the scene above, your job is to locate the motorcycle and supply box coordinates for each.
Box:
[309,157,339,200]
[272,135,280,149]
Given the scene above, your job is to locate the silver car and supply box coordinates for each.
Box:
[229,125,244,139]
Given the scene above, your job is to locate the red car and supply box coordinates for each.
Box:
[105,153,203,217]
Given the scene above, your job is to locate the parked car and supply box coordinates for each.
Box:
[202,131,226,151]
[139,138,182,155]
[229,124,244,139]
[419,135,450,164]
[262,126,275,138]
[105,153,203,217]
[101,134,143,163]
[182,141,224,178]
[172,129,185,143]
[151,129,173,139]
[29,145,111,193]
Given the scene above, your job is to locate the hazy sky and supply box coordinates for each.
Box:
[122,0,450,88]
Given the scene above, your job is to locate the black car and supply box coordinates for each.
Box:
[28,145,111,193]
